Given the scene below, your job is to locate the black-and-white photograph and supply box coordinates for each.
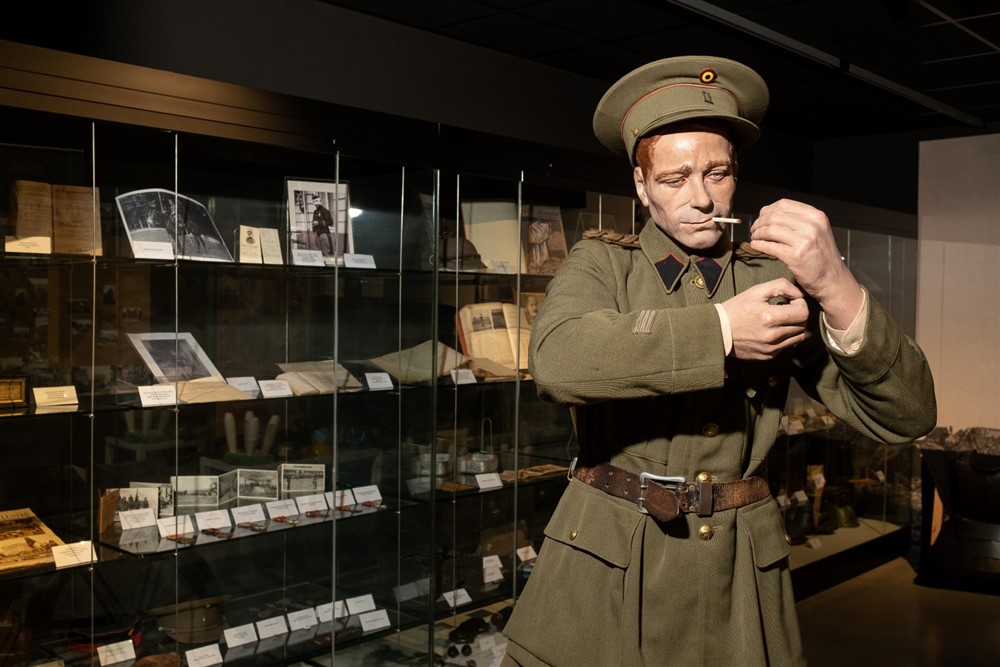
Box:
[126,332,222,382]
[116,188,233,262]
[218,470,237,505]
[286,179,352,263]
[171,475,219,508]
[110,487,158,522]
[238,469,279,501]
[280,463,325,493]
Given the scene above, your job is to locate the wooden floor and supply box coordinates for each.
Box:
[797,555,1000,667]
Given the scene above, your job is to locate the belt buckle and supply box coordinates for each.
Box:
[637,471,686,516]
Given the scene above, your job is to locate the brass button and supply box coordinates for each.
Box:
[695,471,712,483]
[767,375,779,387]
[698,524,714,541]
[692,275,706,289]
[702,423,719,437]
[570,530,578,541]
[785,533,792,545]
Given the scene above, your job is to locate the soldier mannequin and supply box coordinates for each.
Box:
[500,56,936,666]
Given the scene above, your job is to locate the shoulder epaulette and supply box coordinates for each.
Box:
[733,241,776,261]
[582,228,641,249]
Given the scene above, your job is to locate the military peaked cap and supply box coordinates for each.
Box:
[593,55,769,165]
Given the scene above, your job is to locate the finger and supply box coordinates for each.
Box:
[754,278,804,303]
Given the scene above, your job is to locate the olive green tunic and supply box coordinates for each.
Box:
[502,221,936,667]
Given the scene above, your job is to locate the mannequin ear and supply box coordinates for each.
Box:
[633,166,650,207]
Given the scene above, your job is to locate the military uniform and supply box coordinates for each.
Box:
[501,220,936,666]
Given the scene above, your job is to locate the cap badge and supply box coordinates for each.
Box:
[703,90,714,105]
[700,69,717,83]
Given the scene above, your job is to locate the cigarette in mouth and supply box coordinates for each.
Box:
[712,217,741,224]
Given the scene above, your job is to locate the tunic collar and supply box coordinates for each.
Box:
[639,220,733,297]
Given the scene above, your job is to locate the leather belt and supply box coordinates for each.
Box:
[572,462,771,522]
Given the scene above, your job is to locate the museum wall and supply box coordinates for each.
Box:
[917,133,1000,430]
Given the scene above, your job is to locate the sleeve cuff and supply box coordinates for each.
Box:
[714,303,733,356]
[823,288,868,355]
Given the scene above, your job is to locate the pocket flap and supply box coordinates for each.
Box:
[543,480,640,568]
[742,499,790,569]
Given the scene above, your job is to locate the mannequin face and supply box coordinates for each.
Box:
[633,130,736,252]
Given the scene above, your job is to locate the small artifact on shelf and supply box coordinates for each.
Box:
[148,595,230,643]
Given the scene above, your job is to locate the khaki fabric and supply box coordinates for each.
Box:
[502,221,936,666]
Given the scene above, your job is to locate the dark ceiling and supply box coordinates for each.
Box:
[320,0,1000,141]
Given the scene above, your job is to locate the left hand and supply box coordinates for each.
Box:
[749,199,864,328]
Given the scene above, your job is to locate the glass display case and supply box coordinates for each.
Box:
[0,40,924,667]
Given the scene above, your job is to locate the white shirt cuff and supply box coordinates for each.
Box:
[715,303,733,356]
[823,289,868,355]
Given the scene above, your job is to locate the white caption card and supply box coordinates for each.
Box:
[476,473,504,491]
[138,384,177,407]
[776,494,791,509]
[807,537,823,550]
[517,545,538,562]
[491,260,514,274]
[334,600,348,619]
[440,588,472,608]
[294,494,328,514]
[492,642,509,658]
[195,509,232,530]
[483,555,503,570]
[185,644,223,666]
[223,623,258,648]
[480,635,497,651]
[352,485,382,504]
[226,376,260,399]
[52,541,96,569]
[255,615,289,640]
[258,379,294,398]
[793,490,809,504]
[450,368,477,385]
[97,639,135,665]
[365,372,393,391]
[811,473,826,489]
[344,253,376,269]
[157,514,195,538]
[345,594,377,615]
[875,470,886,482]
[287,608,318,631]
[315,602,334,623]
[119,507,158,530]
[406,477,432,495]
[393,581,420,603]
[231,503,266,524]
[33,385,78,407]
[266,499,299,519]
[483,565,505,584]
[292,248,324,266]
[132,241,174,260]
[333,489,356,507]
[359,609,391,632]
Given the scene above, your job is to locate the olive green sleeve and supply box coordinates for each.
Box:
[528,241,726,405]
[798,289,937,443]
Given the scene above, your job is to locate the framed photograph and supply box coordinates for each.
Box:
[286,179,352,266]
[116,188,233,262]
[170,475,220,508]
[520,204,568,275]
[126,332,222,383]
[238,469,279,501]
[280,463,326,494]
[218,470,238,505]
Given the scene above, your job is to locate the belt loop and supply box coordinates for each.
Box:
[696,481,713,517]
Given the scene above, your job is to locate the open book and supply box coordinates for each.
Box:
[275,360,363,395]
[455,302,531,371]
